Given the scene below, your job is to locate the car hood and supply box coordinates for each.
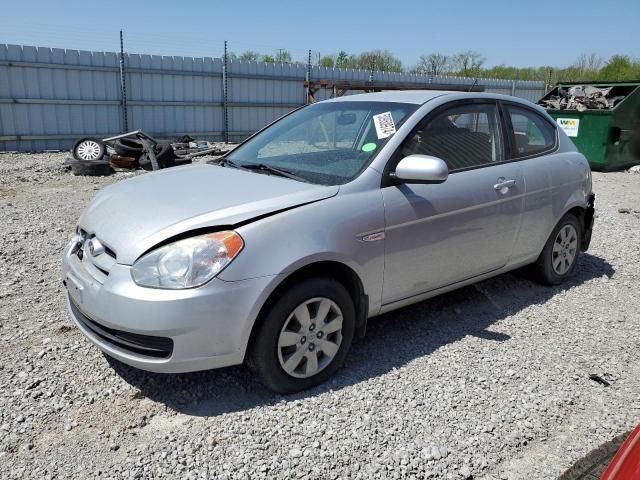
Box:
[79,164,339,265]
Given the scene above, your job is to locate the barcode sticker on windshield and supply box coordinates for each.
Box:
[373,111,396,139]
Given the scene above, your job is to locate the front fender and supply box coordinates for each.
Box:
[219,188,386,315]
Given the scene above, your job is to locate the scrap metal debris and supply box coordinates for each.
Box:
[68,130,238,176]
[540,85,625,111]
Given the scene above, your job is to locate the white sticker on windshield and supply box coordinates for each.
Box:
[373,111,396,139]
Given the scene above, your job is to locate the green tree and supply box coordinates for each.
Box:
[598,55,640,81]
[335,51,353,69]
[238,50,260,62]
[319,55,335,67]
[240,46,640,84]
[261,50,292,63]
[274,50,292,63]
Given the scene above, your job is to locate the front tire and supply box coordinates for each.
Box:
[248,277,355,394]
[534,213,581,285]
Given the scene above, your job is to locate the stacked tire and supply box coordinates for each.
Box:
[70,138,112,176]
[138,142,177,171]
[110,139,181,171]
[113,138,144,159]
[111,138,144,169]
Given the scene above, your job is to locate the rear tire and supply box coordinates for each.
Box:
[248,277,355,394]
[533,213,581,285]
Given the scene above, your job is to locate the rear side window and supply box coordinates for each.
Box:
[505,105,556,158]
[398,102,504,171]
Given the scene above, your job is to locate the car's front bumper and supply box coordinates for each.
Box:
[62,240,277,373]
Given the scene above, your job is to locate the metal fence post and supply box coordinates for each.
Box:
[511,80,516,96]
[222,40,229,144]
[118,30,129,132]
[306,49,311,104]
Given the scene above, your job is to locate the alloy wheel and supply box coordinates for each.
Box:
[277,297,344,379]
[552,224,578,275]
[75,140,102,160]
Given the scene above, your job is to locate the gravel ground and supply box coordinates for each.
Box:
[1,152,639,480]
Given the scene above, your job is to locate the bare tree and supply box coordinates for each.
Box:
[574,53,604,72]
[451,51,485,76]
[412,53,449,75]
[274,49,292,63]
[355,50,403,72]
[572,53,604,80]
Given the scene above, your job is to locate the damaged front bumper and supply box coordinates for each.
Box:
[581,193,596,251]
[61,238,276,373]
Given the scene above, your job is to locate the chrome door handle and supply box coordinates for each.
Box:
[494,179,516,190]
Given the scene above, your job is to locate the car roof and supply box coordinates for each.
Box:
[322,90,532,106]
[322,90,448,105]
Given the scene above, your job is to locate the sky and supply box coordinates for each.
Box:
[1,0,638,69]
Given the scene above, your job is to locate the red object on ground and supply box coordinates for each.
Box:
[601,425,640,479]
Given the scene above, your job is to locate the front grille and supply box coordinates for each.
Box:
[69,296,173,359]
[74,231,117,281]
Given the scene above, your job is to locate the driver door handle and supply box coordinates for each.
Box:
[494,179,516,191]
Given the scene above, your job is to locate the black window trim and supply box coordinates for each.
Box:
[499,100,560,161]
[382,99,561,188]
[382,98,510,186]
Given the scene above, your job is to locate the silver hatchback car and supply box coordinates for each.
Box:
[63,91,595,393]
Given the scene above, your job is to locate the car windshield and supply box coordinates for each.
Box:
[224,101,418,185]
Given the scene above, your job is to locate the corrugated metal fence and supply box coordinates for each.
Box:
[0,44,546,152]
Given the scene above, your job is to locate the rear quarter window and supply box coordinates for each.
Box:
[505,104,557,158]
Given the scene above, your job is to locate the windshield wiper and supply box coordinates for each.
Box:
[215,158,242,169]
[214,158,308,182]
[238,163,309,183]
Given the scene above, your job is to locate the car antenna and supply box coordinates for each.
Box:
[467,78,478,92]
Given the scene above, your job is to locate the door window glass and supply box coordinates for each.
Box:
[399,103,504,171]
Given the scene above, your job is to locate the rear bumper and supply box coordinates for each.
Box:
[581,193,595,252]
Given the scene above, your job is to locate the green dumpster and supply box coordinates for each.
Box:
[538,81,640,171]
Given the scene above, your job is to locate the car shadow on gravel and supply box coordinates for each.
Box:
[108,252,614,417]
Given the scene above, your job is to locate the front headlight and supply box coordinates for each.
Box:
[131,231,244,289]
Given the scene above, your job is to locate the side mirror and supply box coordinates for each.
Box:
[392,155,449,184]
